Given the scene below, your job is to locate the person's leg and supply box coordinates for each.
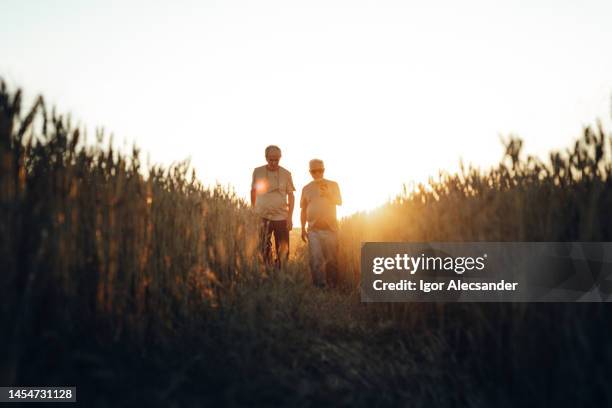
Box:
[321,231,339,288]
[273,220,289,268]
[260,218,274,266]
[307,230,325,287]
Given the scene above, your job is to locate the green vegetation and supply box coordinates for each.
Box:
[2,81,612,406]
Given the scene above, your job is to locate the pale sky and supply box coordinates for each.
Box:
[2,0,612,222]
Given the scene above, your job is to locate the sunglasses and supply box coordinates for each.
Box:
[310,169,324,173]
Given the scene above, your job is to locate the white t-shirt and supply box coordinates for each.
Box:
[252,165,295,221]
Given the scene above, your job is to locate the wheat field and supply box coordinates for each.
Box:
[2,81,612,406]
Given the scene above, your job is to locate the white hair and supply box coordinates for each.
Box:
[265,145,281,157]
[309,159,324,170]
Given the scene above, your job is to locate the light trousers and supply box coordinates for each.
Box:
[307,229,339,287]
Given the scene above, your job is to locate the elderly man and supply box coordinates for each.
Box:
[300,159,342,288]
[251,145,295,268]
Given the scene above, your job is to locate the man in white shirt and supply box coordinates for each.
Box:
[300,159,342,287]
[251,145,295,268]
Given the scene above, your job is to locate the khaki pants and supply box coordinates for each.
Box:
[307,229,338,287]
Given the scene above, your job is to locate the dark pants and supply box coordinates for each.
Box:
[261,219,289,268]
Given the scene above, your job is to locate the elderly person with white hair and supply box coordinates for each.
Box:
[300,159,342,288]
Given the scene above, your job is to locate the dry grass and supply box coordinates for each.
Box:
[0,81,270,375]
[337,125,612,284]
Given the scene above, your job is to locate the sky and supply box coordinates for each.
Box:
[2,0,612,222]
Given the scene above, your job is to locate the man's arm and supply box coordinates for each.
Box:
[300,206,308,242]
[286,172,296,230]
[287,191,295,230]
[300,190,308,242]
[334,182,342,206]
[250,170,257,207]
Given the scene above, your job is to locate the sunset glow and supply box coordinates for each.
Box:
[2,0,611,222]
